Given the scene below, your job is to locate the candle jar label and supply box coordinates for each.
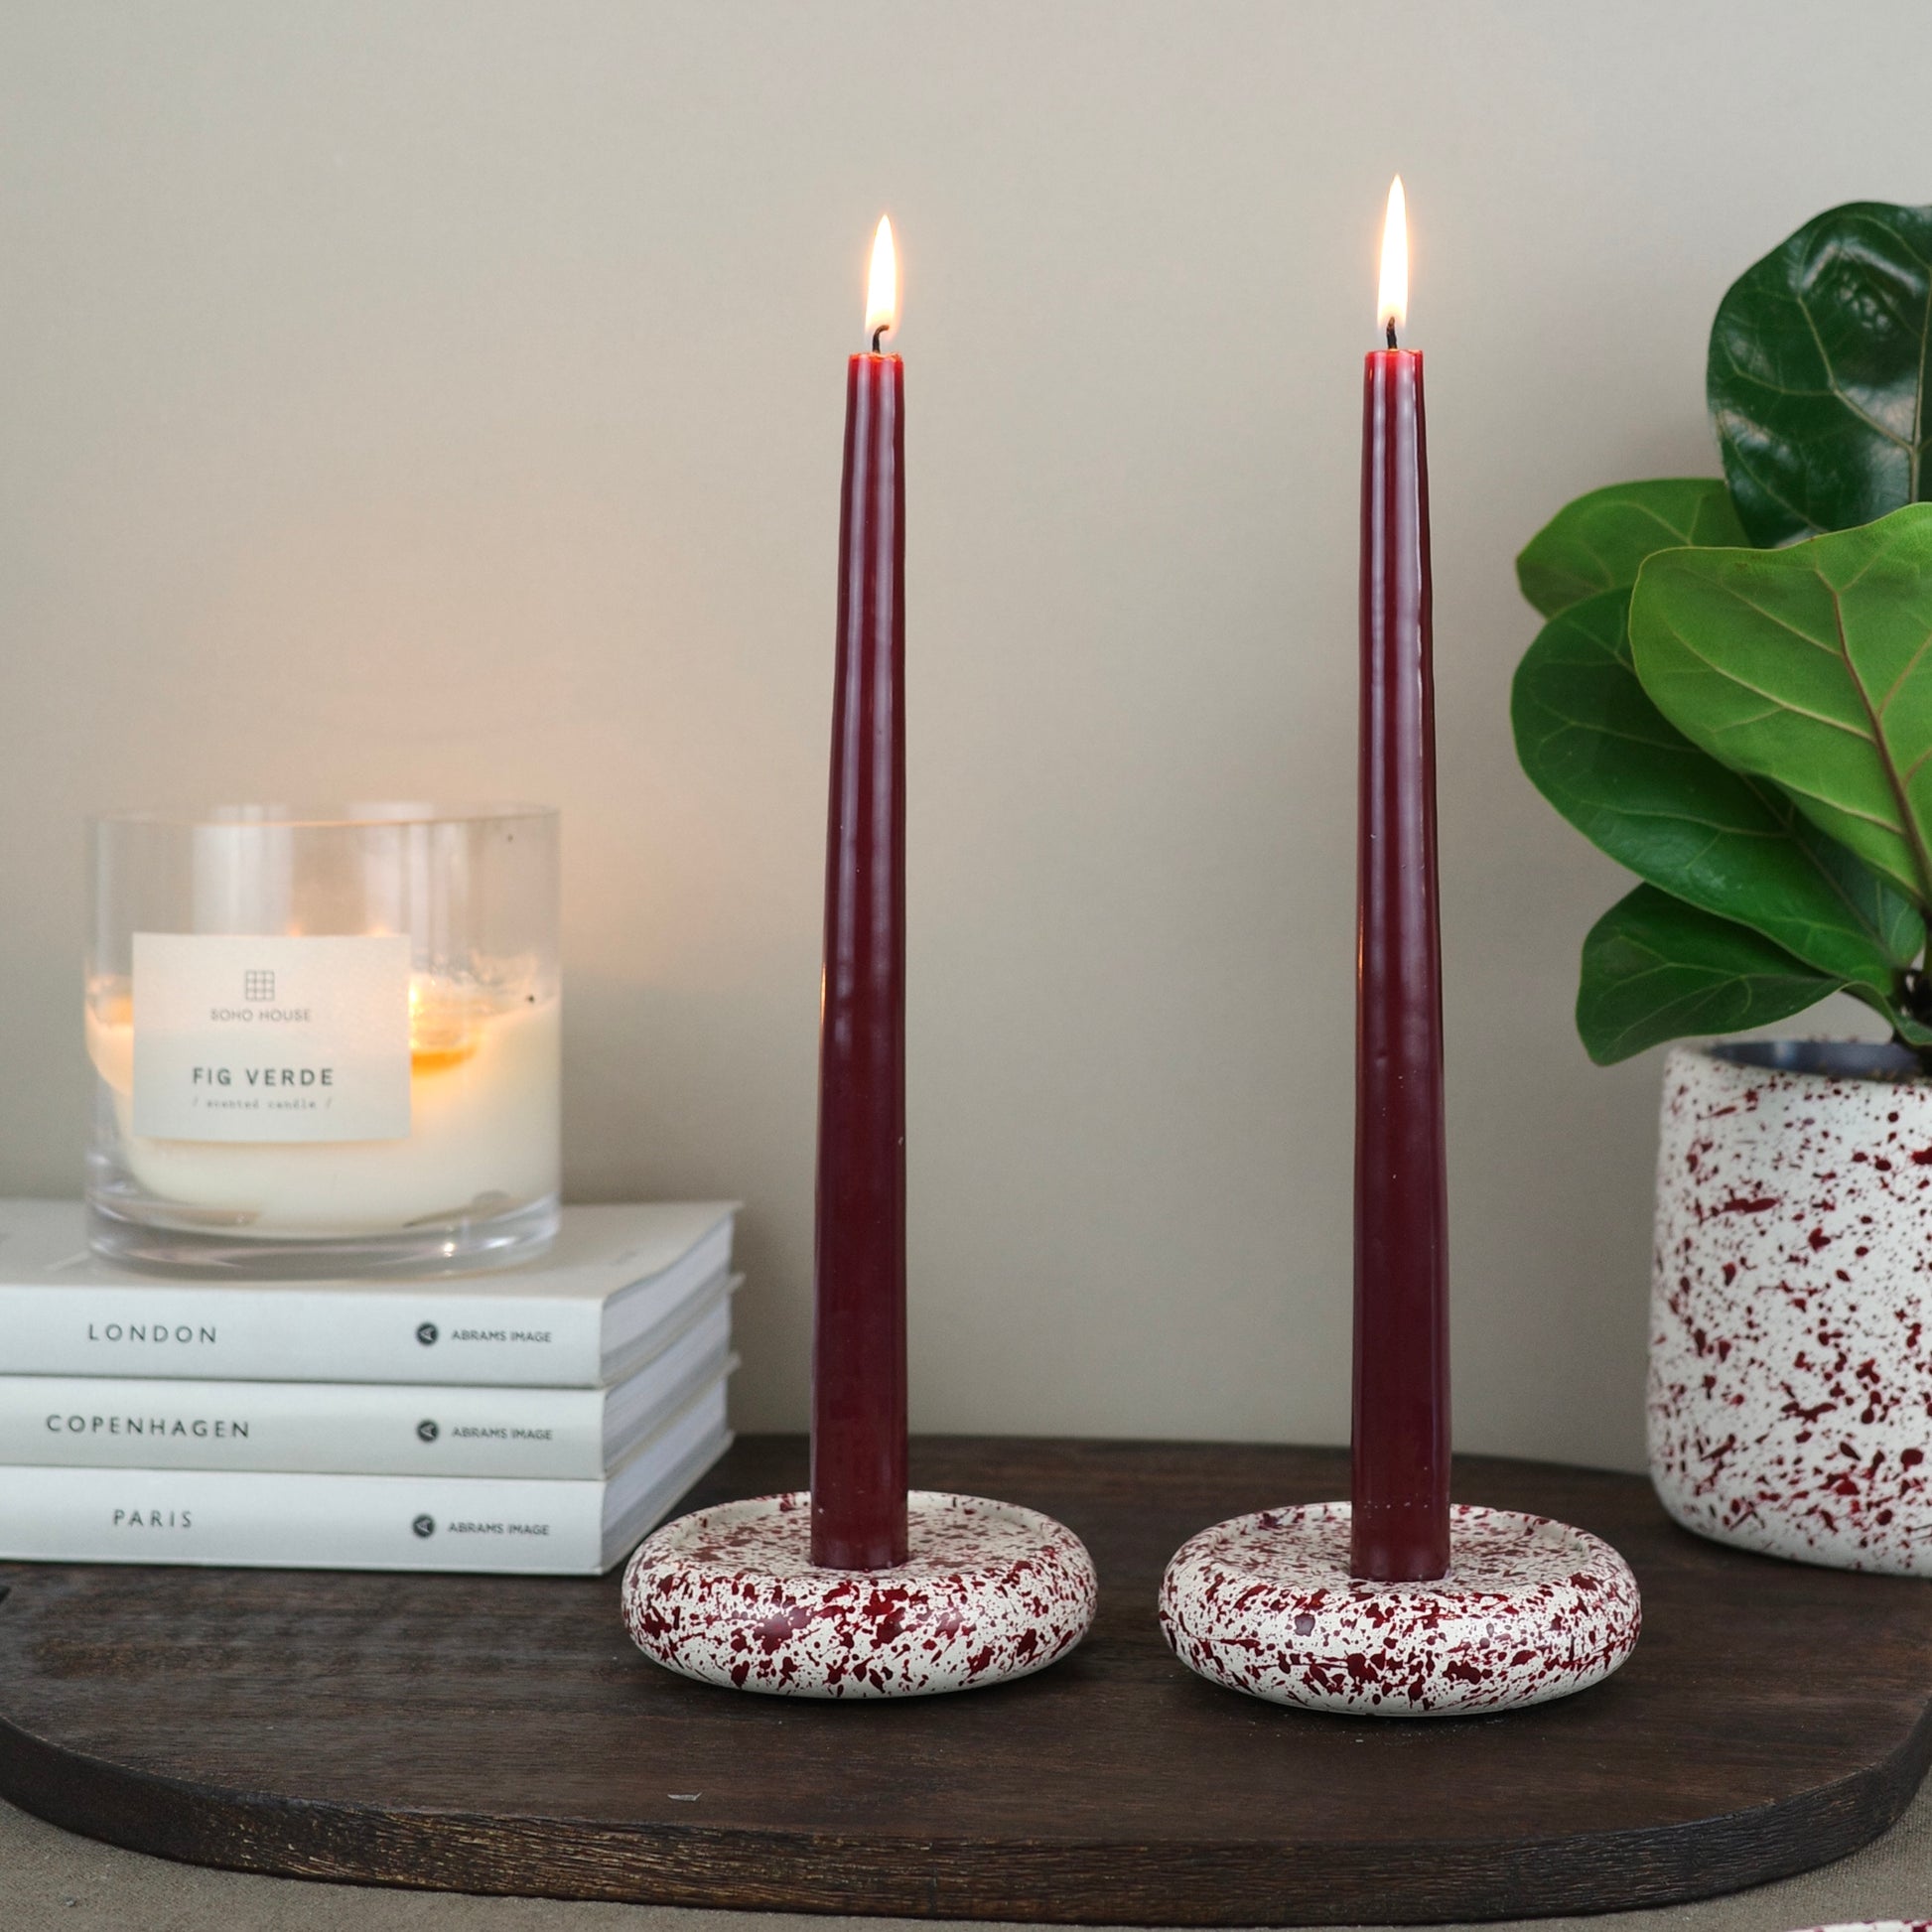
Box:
[130,934,412,1143]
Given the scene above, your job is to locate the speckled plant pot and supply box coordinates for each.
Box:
[1651,1040,1932,1575]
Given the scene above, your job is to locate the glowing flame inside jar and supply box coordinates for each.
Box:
[407,974,487,1069]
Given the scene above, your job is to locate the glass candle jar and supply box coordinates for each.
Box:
[86,803,561,1276]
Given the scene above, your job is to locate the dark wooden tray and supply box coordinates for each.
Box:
[1,1435,1928,1923]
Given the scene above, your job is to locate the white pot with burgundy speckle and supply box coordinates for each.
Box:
[1651,1039,1932,1574]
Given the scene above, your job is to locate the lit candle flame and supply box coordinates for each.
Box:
[866,214,898,345]
[1378,176,1408,341]
[407,973,484,1067]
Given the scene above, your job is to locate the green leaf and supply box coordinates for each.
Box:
[1710,202,1932,547]
[1517,481,1746,619]
[1513,587,1921,996]
[1630,503,1932,916]
[1578,884,1844,1064]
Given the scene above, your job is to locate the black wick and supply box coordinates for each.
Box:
[871,326,886,352]
[1385,318,1399,350]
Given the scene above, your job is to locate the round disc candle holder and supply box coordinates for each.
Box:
[85,802,561,1277]
[623,1489,1096,1699]
[1160,1501,1640,1716]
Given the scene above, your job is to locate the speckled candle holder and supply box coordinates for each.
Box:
[1160,1500,1641,1716]
[622,1489,1097,1698]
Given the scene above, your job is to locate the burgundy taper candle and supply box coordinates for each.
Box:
[811,217,909,1572]
[1351,179,1450,1584]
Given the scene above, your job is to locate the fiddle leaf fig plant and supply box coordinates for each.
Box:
[1517,479,1745,619]
[1578,885,1846,1068]
[1632,505,1932,908]
[1514,583,1920,1001]
[1514,200,1932,1065]
[1710,203,1932,547]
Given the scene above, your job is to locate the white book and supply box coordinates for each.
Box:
[0,1279,737,1477]
[0,1199,736,1387]
[0,1376,732,1575]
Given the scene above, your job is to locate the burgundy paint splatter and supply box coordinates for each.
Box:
[1651,1048,1932,1576]
[622,1491,1097,1699]
[1159,1501,1640,1715]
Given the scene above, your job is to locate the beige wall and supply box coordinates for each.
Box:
[0,2,1921,1468]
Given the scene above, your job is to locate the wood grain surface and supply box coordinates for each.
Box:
[0,1435,1928,1924]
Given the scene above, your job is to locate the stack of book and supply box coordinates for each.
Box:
[0,1200,737,1575]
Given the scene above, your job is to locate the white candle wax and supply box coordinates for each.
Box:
[87,985,560,1238]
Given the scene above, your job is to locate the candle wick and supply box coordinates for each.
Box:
[1385,318,1398,350]
[871,326,885,352]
